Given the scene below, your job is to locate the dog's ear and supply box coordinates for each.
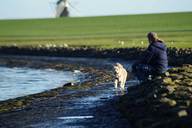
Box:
[113,66,118,70]
[116,63,120,66]
[113,64,118,68]
[116,63,123,68]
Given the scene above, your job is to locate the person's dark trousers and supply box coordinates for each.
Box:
[132,63,154,81]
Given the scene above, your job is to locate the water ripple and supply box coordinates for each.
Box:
[0,66,84,101]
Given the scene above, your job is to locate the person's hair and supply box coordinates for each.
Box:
[147,32,163,43]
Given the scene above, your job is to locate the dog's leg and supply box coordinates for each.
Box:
[120,82,125,91]
[121,72,127,91]
[114,79,118,89]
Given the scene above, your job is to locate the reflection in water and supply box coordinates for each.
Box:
[57,116,94,120]
[0,66,83,101]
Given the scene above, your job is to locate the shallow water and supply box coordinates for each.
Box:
[0,66,83,101]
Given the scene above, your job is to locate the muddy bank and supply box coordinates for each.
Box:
[0,46,192,66]
[117,64,192,128]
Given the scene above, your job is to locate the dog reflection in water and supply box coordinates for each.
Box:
[113,63,128,95]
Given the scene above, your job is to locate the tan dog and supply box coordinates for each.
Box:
[113,63,127,91]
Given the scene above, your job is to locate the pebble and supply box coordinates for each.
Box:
[177,110,188,117]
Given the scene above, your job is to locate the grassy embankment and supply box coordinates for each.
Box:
[0,12,191,48]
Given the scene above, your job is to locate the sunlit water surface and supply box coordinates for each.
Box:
[0,66,83,101]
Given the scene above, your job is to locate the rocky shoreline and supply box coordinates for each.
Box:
[0,46,192,66]
[117,64,192,128]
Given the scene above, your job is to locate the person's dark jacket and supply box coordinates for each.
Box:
[140,41,168,74]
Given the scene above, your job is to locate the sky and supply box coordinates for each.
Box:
[0,0,191,19]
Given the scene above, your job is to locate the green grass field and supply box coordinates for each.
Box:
[0,12,191,48]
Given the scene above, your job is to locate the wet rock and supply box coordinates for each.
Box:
[63,82,75,87]
[177,110,188,117]
[182,79,192,86]
[162,77,175,85]
[0,100,28,113]
[161,93,167,97]
[37,91,58,98]
[160,97,177,107]
[169,74,183,80]
[185,100,191,107]
[13,101,24,107]
[174,79,182,85]
[164,72,170,77]
[166,86,175,94]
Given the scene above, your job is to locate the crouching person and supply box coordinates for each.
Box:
[132,32,168,81]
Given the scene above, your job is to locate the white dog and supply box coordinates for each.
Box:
[113,63,127,91]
